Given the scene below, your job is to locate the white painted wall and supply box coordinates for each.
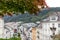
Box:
[36,15,60,40]
[0,18,4,38]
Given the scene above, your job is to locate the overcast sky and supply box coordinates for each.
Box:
[46,0,60,7]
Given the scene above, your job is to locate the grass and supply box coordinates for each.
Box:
[0,37,21,40]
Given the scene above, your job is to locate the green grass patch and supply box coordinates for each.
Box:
[0,37,21,40]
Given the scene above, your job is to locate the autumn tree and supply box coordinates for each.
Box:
[0,0,48,16]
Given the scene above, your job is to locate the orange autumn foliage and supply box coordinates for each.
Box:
[33,0,48,8]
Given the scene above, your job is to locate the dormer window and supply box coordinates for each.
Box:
[51,16,56,20]
[50,16,58,21]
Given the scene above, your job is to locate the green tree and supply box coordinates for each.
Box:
[0,0,46,16]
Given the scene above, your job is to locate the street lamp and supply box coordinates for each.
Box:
[50,24,56,40]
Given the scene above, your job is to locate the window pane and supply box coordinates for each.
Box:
[52,17,56,20]
[58,24,60,27]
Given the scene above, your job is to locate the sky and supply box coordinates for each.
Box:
[46,0,60,7]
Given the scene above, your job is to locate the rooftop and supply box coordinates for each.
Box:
[4,7,60,23]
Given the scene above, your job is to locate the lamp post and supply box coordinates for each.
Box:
[50,24,56,40]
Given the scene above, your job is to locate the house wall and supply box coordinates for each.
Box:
[0,18,4,38]
[35,22,58,40]
[35,12,60,40]
[32,28,37,40]
[38,13,60,40]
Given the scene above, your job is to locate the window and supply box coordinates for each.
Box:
[14,29,17,33]
[58,24,60,27]
[50,16,58,21]
[30,30,32,33]
[37,31,39,34]
[37,36,39,39]
[51,17,56,20]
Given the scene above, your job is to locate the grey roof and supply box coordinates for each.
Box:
[4,7,60,23]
